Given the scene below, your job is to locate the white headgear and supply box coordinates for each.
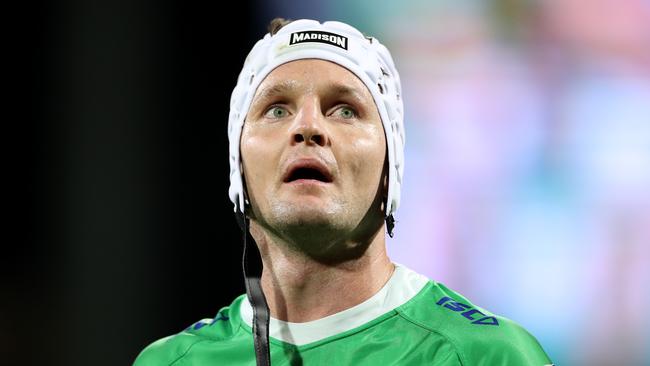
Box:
[228,19,405,220]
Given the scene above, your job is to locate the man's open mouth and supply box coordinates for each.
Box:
[283,160,334,183]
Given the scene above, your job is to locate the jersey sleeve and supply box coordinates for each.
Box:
[464,316,553,365]
[429,340,463,366]
[132,336,176,366]
[401,282,553,366]
[132,334,205,366]
[132,302,242,366]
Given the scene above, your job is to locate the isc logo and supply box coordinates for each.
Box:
[436,296,499,326]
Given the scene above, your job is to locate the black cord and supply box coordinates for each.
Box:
[236,209,271,366]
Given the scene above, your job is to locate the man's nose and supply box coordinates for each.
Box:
[290,99,329,147]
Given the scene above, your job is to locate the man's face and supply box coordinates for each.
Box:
[241,59,386,241]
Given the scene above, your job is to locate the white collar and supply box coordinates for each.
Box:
[240,263,429,346]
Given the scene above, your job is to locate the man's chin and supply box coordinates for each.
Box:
[269,202,344,230]
[278,206,334,225]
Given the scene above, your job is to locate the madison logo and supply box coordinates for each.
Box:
[289,31,348,50]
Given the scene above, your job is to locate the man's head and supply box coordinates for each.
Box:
[228,19,404,244]
[241,58,387,252]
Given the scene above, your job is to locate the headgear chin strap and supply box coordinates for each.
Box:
[228,19,405,366]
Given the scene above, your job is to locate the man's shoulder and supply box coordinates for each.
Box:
[132,332,195,366]
[397,281,553,365]
[132,295,247,366]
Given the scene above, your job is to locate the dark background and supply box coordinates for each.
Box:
[15,1,270,364]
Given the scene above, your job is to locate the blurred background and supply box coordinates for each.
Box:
[17,0,649,365]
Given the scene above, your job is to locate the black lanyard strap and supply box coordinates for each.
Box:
[236,210,271,366]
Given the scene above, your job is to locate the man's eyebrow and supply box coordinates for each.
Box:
[252,81,369,105]
[253,81,297,104]
[326,83,368,103]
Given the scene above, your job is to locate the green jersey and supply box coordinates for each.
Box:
[134,264,552,365]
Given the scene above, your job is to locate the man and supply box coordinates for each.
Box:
[134,18,553,365]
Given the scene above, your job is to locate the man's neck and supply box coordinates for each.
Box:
[250,223,394,323]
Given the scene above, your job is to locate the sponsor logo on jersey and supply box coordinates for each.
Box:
[289,31,348,50]
[185,320,212,331]
[184,312,230,332]
[436,296,499,326]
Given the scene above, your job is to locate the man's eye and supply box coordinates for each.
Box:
[335,106,357,119]
[264,106,289,119]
